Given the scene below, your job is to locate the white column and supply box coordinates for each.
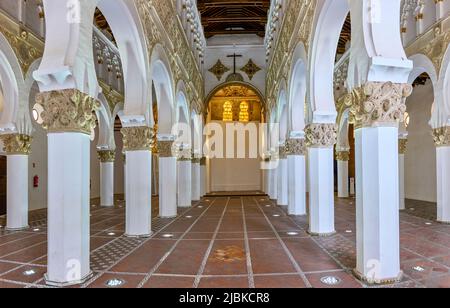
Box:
[47,132,91,286]
[355,126,402,283]
[178,159,192,208]
[306,124,336,236]
[399,139,407,210]
[270,159,278,200]
[352,82,412,284]
[35,89,98,287]
[200,157,206,197]
[287,139,307,216]
[277,153,288,206]
[6,155,29,230]
[436,144,450,223]
[0,134,32,231]
[98,150,115,207]
[122,127,153,238]
[336,151,350,198]
[192,156,201,201]
[123,154,126,200]
[158,139,177,218]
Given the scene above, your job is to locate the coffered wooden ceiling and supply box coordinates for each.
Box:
[197,0,270,38]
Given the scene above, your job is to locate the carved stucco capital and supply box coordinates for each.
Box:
[432,126,450,147]
[158,140,176,158]
[305,124,337,148]
[35,89,100,135]
[121,126,154,152]
[399,139,408,155]
[286,138,306,156]
[335,151,350,162]
[97,150,115,163]
[177,146,192,161]
[0,134,32,155]
[350,82,413,128]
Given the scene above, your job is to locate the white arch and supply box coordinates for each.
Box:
[337,109,350,151]
[150,44,175,134]
[435,44,450,128]
[308,0,348,123]
[0,32,23,133]
[175,81,190,125]
[96,93,115,150]
[288,42,308,133]
[276,83,288,143]
[98,0,150,118]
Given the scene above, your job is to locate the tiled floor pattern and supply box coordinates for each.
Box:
[0,195,449,288]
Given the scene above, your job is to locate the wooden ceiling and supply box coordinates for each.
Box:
[197,0,270,38]
[337,14,351,55]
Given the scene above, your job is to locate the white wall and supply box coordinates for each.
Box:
[209,121,261,192]
[204,34,266,97]
[405,80,437,203]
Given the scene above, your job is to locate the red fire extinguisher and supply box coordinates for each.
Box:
[33,175,39,188]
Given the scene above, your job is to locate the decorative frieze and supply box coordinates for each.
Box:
[433,126,450,147]
[35,89,100,135]
[121,126,154,152]
[192,154,201,164]
[350,82,413,128]
[0,134,32,155]
[335,151,350,162]
[305,124,337,148]
[158,140,176,158]
[97,150,115,163]
[399,139,409,155]
[286,138,306,156]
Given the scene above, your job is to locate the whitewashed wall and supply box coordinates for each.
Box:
[405,80,437,203]
[204,35,266,97]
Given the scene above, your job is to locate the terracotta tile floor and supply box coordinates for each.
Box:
[0,195,449,288]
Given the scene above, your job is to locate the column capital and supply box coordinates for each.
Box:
[192,152,202,164]
[35,89,100,135]
[121,126,154,152]
[350,82,412,128]
[433,126,450,147]
[97,150,115,163]
[399,139,408,155]
[158,140,176,158]
[286,138,306,156]
[278,143,287,159]
[0,134,32,155]
[177,146,192,161]
[305,124,337,148]
[335,151,350,162]
[200,157,207,166]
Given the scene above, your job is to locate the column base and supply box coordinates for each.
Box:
[6,225,30,232]
[307,230,336,237]
[124,232,153,239]
[159,215,178,219]
[353,269,403,285]
[45,271,93,287]
[437,220,450,225]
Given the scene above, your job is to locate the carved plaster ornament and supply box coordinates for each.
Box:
[286,138,307,156]
[0,134,32,155]
[305,124,337,148]
[121,126,154,151]
[335,151,350,162]
[97,150,116,163]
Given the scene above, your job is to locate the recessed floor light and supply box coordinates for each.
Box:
[185,216,193,219]
[287,232,299,236]
[320,276,341,286]
[23,269,36,276]
[265,205,272,208]
[273,214,281,217]
[33,228,40,232]
[105,278,125,288]
[162,234,174,238]
[107,232,116,236]
[198,206,204,209]
[345,230,353,234]
[413,266,426,272]
[410,208,415,211]
[425,222,432,226]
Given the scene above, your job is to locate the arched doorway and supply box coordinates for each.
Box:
[205,82,265,193]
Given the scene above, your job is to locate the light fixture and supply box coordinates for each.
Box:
[107,232,116,236]
[23,269,36,276]
[162,234,174,238]
[105,278,125,288]
[287,232,299,236]
[239,101,250,122]
[345,230,353,234]
[320,276,342,286]
[33,228,40,232]
[425,222,432,226]
[413,266,425,272]
[273,214,281,217]
[222,101,233,122]
[185,216,193,219]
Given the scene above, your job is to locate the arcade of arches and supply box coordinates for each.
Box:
[0,0,449,289]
